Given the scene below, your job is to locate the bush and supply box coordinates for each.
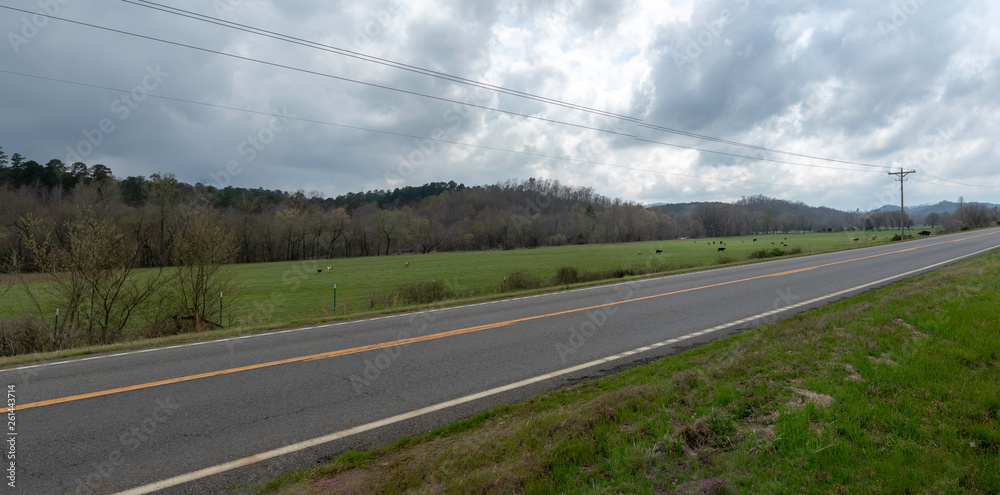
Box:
[890,234,902,241]
[395,280,455,305]
[504,271,544,291]
[716,256,736,265]
[748,248,787,260]
[0,317,50,356]
[552,266,580,285]
[789,246,803,255]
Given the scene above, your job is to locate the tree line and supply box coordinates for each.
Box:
[2,146,996,273]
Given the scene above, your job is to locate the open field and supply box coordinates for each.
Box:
[0,231,895,321]
[259,247,1000,494]
[0,230,910,360]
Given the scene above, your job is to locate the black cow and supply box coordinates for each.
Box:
[655,249,663,254]
[717,247,726,252]
[918,230,932,236]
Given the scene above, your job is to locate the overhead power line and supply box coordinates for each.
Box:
[121,0,642,123]
[120,0,895,172]
[6,5,987,188]
[0,4,902,177]
[0,68,887,192]
[634,137,882,174]
[0,4,632,140]
[638,122,889,170]
[910,169,992,189]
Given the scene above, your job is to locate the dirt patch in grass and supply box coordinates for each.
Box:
[788,387,834,408]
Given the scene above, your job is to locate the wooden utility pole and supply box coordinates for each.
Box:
[888,168,916,240]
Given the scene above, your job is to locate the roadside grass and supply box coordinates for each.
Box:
[258,249,1000,494]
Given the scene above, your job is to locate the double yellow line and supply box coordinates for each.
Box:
[16,231,997,411]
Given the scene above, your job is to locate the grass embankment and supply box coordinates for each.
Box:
[260,250,1000,494]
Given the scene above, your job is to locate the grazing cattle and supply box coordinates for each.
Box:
[753,238,757,242]
[326,266,333,271]
[655,249,663,254]
[404,261,409,267]
[317,269,322,273]
[852,237,860,241]
[918,230,932,236]
[784,237,788,240]
[637,251,642,255]
[717,247,726,252]
[872,235,877,240]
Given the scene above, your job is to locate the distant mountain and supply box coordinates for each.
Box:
[868,200,1000,217]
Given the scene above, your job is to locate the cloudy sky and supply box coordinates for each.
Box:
[1,0,998,211]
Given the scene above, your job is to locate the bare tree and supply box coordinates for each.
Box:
[170,212,239,332]
[924,212,941,228]
[691,203,727,237]
[21,210,165,346]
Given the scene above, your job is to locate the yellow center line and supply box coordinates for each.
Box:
[16,231,998,411]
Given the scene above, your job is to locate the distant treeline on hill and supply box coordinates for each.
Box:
[1,145,996,270]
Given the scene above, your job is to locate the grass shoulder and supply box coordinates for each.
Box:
[259,249,1000,494]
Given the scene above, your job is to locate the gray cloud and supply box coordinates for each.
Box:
[1,0,997,210]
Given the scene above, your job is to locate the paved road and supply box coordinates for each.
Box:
[6,228,999,494]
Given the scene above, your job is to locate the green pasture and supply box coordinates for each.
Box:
[0,230,896,331]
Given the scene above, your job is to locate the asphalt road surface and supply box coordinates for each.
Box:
[5,228,999,494]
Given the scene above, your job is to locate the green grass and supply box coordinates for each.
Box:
[257,248,1000,494]
[1,231,893,322]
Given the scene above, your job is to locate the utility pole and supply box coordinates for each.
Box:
[888,168,916,241]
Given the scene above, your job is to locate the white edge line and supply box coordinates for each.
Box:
[112,245,999,494]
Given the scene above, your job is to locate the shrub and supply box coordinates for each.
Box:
[789,246,803,255]
[395,280,455,305]
[0,317,51,356]
[552,266,580,285]
[504,271,544,291]
[890,234,902,241]
[748,248,787,260]
[716,256,736,265]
